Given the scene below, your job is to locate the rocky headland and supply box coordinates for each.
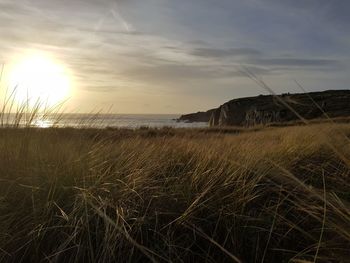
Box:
[178,90,350,126]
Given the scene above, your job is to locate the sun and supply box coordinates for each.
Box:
[8,52,72,108]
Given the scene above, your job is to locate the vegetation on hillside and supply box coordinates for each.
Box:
[0,123,349,262]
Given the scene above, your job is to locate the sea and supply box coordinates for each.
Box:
[0,113,208,129]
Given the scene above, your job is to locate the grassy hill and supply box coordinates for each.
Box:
[0,123,349,262]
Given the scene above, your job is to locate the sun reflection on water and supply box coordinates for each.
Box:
[32,118,54,128]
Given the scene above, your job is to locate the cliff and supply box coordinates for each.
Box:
[177,109,216,123]
[178,90,350,127]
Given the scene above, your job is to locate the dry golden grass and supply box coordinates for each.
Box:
[0,122,349,262]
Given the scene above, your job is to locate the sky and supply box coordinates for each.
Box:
[0,0,349,114]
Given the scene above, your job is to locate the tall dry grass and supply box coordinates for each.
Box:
[0,123,349,262]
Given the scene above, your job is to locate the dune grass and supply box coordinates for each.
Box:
[0,122,349,262]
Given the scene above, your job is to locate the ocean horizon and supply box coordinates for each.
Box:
[0,113,208,129]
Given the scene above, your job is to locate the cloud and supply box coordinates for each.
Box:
[110,8,132,33]
[249,58,340,68]
[191,47,262,58]
[0,2,31,15]
[256,0,350,30]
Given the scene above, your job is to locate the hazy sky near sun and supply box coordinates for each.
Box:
[0,0,349,113]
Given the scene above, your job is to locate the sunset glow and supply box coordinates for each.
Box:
[8,52,72,108]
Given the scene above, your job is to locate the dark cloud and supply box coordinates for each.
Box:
[250,58,340,68]
[191,47,262,58]
[122,62,273,84]
[124,64,222,81]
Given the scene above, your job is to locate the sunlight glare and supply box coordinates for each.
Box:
[8,52,72,108]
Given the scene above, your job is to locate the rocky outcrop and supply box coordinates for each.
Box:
[179,90,350,127]
[177,109,216,123]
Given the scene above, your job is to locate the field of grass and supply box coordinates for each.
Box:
[0,123,349,262]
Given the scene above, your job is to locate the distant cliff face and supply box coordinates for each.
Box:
[177,109,216,123]
[179,90,350,127]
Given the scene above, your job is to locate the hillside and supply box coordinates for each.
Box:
[0,124,350,262]
[178,90,350,126]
